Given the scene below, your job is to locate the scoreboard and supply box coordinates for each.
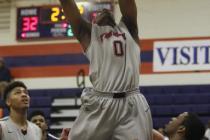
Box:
[16,2,112,41]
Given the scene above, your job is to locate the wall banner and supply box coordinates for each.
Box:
[153,40,210,72]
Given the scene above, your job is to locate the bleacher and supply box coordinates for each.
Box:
[141,85,210,128]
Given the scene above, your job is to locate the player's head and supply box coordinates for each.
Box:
[165,112,205,140]
[3,81,30,110]
[29,110,48,132]
[95,9,116,27]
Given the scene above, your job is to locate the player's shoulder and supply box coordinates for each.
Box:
[0,116,9,130]
[0,116,9,122]
[28,121,39,129]
[0,118,6,139]
[28,121,42,139]
[153,129,164,140]
[118,19,133,32]
[28,121,41,133]
[119,19,139,44]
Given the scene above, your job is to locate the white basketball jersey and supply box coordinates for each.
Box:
[0,118,42,140]
[85,20,140,92]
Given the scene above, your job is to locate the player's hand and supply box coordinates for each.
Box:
[60,128,70,140]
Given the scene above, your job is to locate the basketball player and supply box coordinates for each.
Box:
[164,112,205,140]
[59,0,153,140]
[29,110,59,140]
[153,112,205,140]
[0,81,42,140]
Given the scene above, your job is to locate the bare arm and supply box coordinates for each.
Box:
[118,0,139,43]
[153,129,164,140]
[59,0,91,51]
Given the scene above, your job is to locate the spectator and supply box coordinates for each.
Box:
[0,81,42,140]
[0,58,12,83]
[29,110,59,140]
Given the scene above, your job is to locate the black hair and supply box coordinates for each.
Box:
[3,81,27,102]
[182,113,205,140]
[29,110,46,121]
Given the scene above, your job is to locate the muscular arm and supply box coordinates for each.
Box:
[118,0,139,43]
[59,0,91,51]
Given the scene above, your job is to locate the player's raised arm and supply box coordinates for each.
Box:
[59,0,91,51]
[118,0,138,43]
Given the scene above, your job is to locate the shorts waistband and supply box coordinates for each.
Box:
[92,88,139,98]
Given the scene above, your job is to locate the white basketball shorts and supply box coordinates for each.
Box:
[68,88,153,140]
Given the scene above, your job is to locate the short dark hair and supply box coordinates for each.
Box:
[29,110,46,121]
[3,81,27,101]
[182,113,205,140]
